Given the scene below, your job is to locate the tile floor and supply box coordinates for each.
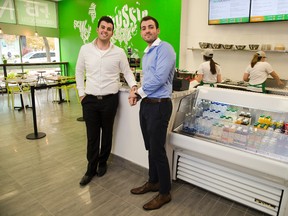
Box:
[0,90,270,216]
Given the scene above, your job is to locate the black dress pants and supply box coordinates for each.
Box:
[82,93,119,176]
[139,100,172,194]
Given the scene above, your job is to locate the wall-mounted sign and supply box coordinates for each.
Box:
[0,0,57,28]
[209,0,250,24]
[250,0,288,22]
[0,0,17,24]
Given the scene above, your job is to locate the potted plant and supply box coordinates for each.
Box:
[2,55,7,64]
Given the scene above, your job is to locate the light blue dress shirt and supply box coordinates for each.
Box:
[138,38,176,98]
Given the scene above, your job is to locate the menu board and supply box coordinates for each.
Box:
[250,0,288,22]
[209,0,250,24]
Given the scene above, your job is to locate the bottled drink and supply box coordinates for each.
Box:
[182,113,191,132]
[210,123,218,139]
[188,113,196,134]
[198,116,205,134]
[258,115,265,124]
[234,126,242,144]
[216,124,224,141]
[194,116,201,134]
[204,118,213,136]
[228,125,236,144]
[240,128,248,146]
[221,125,230,143]
[231,110,238,122]
[247,127,256,150]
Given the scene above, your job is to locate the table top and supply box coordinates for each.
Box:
[3,77,38,84]
[45,75,74,81]
[0,62,69,67]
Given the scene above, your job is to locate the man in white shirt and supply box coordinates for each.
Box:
[76,16,137,186]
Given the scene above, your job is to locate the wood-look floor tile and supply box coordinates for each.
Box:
[0,91,271,216]
[0,188,51,216]
[164,188,207,216]
[225,207,246,216]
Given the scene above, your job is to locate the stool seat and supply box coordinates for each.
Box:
[55,69,61,75]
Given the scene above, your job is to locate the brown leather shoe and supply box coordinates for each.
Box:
[143,193,171,210]
[130,182,160,194]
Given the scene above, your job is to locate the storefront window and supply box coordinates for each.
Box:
[0,0,60,82]
[0,34,20,64]
[18,35,59,63]
[0,34,60,79]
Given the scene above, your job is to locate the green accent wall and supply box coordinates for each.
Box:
[58,0,181,75]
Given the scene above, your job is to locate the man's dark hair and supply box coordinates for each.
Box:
[98,16,114,30]
[140,16,159,29]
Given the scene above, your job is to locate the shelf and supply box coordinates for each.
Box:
[187,47,288,53]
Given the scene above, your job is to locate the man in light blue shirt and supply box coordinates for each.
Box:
[137,37,175,98]
[129,16,176,211]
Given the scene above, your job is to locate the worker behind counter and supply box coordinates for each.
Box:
[195,49,222,87]
[243,51,284,93]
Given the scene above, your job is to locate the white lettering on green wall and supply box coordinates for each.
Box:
[110,3,148,57]
[74,20,91,44]
[88,3,96,23]
[73,2,148,57]
[113,4,148,28]
[74,2,96,43]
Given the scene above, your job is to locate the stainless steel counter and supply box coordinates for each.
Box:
[217,79,288,96]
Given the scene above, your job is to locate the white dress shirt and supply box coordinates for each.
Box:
[76,39,137,97]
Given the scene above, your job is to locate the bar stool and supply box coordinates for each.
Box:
[0,81,5,96]
[37,71,46,85]
[46,69,61,101]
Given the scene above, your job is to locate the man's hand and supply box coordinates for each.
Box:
[128,88,138,106]
[79,95,86,102]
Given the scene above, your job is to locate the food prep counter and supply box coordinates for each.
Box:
[217,78,288,96]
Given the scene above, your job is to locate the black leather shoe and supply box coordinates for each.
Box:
[97,164,107,177]
[79,175,94,186]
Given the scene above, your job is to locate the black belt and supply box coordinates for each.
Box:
[87,93,116,100]
[142,98,171,103]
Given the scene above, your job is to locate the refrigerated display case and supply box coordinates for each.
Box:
[170,86,288,216]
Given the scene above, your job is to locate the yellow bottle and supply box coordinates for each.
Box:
[258,115,265,124]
